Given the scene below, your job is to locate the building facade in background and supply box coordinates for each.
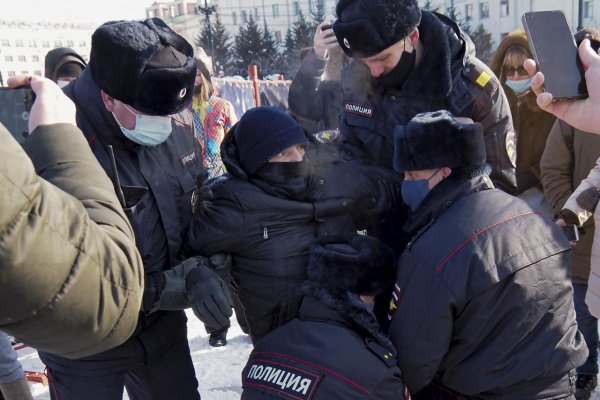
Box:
[424,0,599,45]
[145,0,337,47]
[0,20,93,85]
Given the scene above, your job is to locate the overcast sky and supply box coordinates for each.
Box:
[0,0,153,26]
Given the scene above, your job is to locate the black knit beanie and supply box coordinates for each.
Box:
[234,106,309,175]
[333,0,421,58]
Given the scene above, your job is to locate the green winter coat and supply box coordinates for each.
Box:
[0,122,143,359]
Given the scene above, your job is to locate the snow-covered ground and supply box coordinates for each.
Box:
[19,309,253,399]
[14,309,600,399]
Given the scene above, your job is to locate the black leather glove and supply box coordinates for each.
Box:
[185,263,233,329]
[357,179,402,215]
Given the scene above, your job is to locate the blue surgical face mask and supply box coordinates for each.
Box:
[504,77,532,94]
[401,169,442,211]
[114,105,173,146]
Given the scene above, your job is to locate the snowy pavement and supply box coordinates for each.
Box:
[14,309,600,399]
[19,309,253,399]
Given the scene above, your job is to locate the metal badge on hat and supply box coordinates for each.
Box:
[343,38,351,49]
[179,88,187,99]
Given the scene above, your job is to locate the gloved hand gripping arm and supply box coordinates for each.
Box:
[143,256,233,328]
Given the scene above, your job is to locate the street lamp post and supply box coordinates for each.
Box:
[197,0,216,57]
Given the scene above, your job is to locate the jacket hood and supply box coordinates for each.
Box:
[490,29,529,81]
[44,47,86,82]
[489,30,540,111]
[220,125,251,180]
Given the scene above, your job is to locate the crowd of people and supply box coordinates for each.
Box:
[3,0,600,399]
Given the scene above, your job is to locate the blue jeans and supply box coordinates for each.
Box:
[0,331,24,384]
[573,282,599,375]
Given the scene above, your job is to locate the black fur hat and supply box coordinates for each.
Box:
[393,110,486,172]
[333,0,421,58]
[307,235,396,296]
[89,17,195,115]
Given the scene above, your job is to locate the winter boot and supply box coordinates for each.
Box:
[575,374,598,400]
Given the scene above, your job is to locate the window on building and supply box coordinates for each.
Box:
[275,30,282,42]
[20,70,28,75]
[4,56,13,62]
[161,7,169,17]
[147,9,155,18]
[242,10,248,23]
[272,4,279,17]
[54,40,63,46]
[28,40,36,47]
[178,3,184,15]
[233,11,237,25]
[42,40,50,47]
[34,70,41,75]
[79,40,86,47]
[465,3,473,20]
[254,7,259,18]
[18,55,26,62]
[1,40,9,47]
[67,40,74,47]
[480,1,489,19]
[584,0,594,18]
[500,0,509,17]
[294,1,300,16]
[31,55,39,62]
[15,40,23,47]
[7,71,15,77]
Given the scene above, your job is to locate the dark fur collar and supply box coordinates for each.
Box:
[399,11,460,98]
[300,282,396,354]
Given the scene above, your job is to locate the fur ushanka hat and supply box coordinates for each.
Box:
[393,110,486,172]
[89,17,196,115]
[307,235,396,296]
[333,0,421,58]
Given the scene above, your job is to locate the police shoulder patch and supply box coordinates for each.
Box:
[243,357,324,399]
[365,338,397,367]
[463,61,499,97]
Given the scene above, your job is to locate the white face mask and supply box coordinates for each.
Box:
[114,104,173,146]
[57,79,71,88]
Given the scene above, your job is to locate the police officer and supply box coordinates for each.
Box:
[332,0,517,194]
[388,111,586,399]
[241,235,406,399]
[39,18,232,400]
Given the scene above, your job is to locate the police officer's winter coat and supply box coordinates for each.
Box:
[39,67,205,373]
[0,123,143,359]
[339,11,516,193]
[186,133,388,342]
[241,294,405,399]
[388,175,587,398]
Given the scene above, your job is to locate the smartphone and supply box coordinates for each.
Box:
[561,224,580,242]
[0,87,34,143]
[522,10,587,101]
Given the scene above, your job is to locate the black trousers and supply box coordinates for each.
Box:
[46,337,199,400]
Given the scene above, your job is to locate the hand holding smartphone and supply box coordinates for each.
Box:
[561,224,580,242]
[522,10,587,101]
